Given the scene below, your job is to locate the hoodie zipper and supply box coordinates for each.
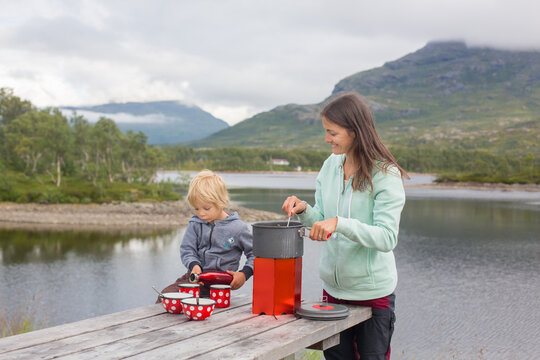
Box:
[334,164,344,288]
[202,224,215,266]
[334,160,354,289]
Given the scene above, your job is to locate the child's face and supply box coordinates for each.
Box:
[192,201,226,224]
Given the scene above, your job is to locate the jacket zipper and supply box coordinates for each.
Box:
[202,224,215,266]
[335,164,344,288]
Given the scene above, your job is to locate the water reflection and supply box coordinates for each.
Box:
[0,229,177,265]
[401,198,540,239]
[0,227,181,328]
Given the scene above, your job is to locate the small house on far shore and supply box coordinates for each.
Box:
[271,158,289,166]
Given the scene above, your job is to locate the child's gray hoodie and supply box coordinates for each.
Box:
[180,212,254,279]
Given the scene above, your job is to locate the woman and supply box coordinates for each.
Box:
[282,92,407,360]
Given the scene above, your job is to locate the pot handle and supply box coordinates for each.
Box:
[299,227,332,239]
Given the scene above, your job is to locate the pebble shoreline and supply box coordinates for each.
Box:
[0,200,285,231]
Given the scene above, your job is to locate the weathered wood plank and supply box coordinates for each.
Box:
[0,304,165,354]
[53,301,256,359]
[0,310,187,360]
[189,306,372,360]
[126,313,298,359]
[0,295,252,360]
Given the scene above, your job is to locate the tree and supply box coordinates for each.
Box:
[93,117,123,183]
[120,130,148,183]
[40,109,73,187]
[522,153,535,177]
[162,146,196,168]
[4,110,47,175]
[70,113,93,176]
[142,146,166,185]
[0,88,34,126]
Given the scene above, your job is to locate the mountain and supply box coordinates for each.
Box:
[194,41,540,155]
[63,101,228,145]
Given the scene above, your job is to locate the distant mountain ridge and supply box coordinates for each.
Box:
[194,41,540,155]
[63,100,228,145]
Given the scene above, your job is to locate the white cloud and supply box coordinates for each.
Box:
[59,109,169,124]
[201,104,259,126]
[1,0,539,125]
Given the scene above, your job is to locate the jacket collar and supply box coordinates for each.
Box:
[189,212,239,225]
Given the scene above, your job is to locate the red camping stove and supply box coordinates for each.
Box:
[251,221,304,315]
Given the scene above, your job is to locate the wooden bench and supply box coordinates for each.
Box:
[0,294,371,359]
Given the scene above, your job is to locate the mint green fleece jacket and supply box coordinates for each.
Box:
[298,154,406,300]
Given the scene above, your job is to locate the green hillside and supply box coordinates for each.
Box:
[195,41,540,156]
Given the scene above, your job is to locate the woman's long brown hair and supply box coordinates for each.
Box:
[321,92,409,192]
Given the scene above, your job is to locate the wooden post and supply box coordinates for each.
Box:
[307,333,340,350]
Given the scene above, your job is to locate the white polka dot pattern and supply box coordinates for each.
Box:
[210,285,231,308]
[161,294,192,314]
[181,301,215,321]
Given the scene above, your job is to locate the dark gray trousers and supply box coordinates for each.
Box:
[323,293,395,360]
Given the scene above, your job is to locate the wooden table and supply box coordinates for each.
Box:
[0,294,371,360]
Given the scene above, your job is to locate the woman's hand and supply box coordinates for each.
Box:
[309,217,338,241]
[281,196,307,217]
[227,270,246,290]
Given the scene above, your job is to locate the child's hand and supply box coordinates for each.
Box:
[191,265,203,285]
[226,270,246,290]
[191,264,202,274]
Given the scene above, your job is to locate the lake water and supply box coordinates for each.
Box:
[1,172,539,359]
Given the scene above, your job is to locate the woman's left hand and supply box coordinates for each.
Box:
[310,217,338,241]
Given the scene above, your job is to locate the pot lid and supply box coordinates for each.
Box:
[296,302,350,321]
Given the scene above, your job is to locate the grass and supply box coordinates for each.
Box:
[0,299,45,337]
[296,349,323,359]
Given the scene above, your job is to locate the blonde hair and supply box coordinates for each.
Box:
[187,170,229,209]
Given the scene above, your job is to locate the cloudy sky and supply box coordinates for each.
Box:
[1,0,539,125]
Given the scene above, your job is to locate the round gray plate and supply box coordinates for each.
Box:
[296,302,350,321]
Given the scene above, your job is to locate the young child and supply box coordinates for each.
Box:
[159,170,254,299]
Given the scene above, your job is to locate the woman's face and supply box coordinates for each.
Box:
[322,116,356,155]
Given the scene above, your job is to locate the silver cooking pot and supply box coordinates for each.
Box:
[252,220,309,259]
